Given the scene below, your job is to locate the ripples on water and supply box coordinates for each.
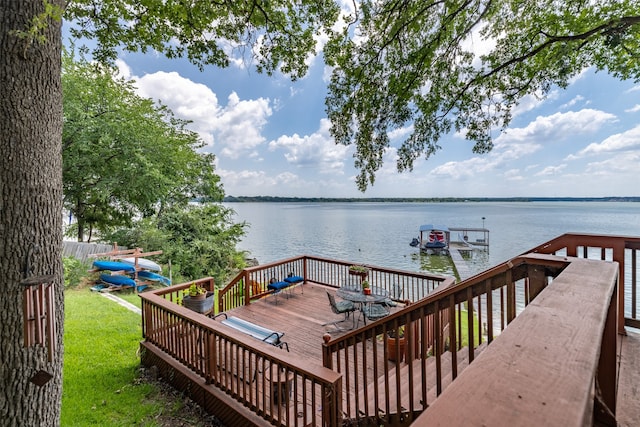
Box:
[228,201,640,278]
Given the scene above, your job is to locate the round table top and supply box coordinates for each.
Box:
[336,286,388,304]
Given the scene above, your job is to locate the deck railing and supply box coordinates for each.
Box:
[140,283,342,427]
[321,253,570,425]
[140,233,636,426]
[217,255,450,313]
[526,233,640,331]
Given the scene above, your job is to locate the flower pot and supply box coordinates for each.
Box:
[189,293,206,301]
[363,288,371,295]
[183,292,214,314]
[349,270,368,278]
[386,336,406,362]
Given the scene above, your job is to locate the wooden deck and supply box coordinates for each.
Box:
[210,282,395,364]
[139,235,640,426]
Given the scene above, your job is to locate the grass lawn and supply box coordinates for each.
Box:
[113,289,143,309]
[62,289,220,426]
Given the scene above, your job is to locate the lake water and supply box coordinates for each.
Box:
[227,202,640,277]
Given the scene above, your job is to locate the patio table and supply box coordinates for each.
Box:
[336,285,389,325]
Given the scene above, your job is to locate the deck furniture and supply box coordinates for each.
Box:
[336,285,389,325]
[324,292,357,331]
[284,274,304,293]
[379,283,403,307]
[363,303,390,322]
[267,280,291,304]
[218,315,289,351]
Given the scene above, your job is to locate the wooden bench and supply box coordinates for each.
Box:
[216,315,289,352]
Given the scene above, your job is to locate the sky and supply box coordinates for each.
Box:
[98,24,640,198]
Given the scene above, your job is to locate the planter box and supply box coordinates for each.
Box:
[183,292,214,314]
[348,270,369,278]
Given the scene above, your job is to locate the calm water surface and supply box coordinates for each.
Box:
[227,202,640,277]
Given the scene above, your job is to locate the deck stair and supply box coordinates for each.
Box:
[349,343,487,423]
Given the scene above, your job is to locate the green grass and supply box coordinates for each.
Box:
[62,289,209,426]
[113,290,143,308]
[458,308,481,349]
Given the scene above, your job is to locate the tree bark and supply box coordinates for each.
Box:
[0,1,64,425]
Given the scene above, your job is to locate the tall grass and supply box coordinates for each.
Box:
[62,289,212,426]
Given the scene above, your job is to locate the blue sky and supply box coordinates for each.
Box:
[110,35,640,198]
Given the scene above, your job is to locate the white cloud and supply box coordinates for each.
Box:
[511,90,558,118]
[576,125,640,156]
[584,152,640,175]
[430,109,615,180]
[115,59,133,80]
[625,104,640,113]
[215,92,272,159]
[535,164,566,176]
[121,65,273,158]
[496,109,616,147]
[268,118,350,174]
[560,95,585,109]
[504,169,524,181]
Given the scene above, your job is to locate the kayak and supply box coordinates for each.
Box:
[99,273,136,287]
[93,260,136,273]
[121,257,162,272]
[138,270,171,286]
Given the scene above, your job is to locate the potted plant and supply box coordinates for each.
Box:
[348,265,369,278]
[186,283,207,300]
[362,280,371,295]
[386,326,406,362]
[182,283,214,314]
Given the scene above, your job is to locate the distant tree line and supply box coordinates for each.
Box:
[224,196,640,203]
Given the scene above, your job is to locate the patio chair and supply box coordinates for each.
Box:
[324,292,357,330]
[363,303,390,322]
[380,283,403,308]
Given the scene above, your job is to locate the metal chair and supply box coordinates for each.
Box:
[381,283,403,308]
[363,303,390,322]
[324,292,357,330]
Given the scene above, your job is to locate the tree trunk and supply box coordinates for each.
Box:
[0,1,64,425]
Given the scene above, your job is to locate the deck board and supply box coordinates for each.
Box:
[216,282,392,365]
[616,327,640,426]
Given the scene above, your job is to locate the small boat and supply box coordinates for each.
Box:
[137,270,171,286]
[121,257,162,272]
[99,273,136,288]
[93,260,136,273]
[410,224,450,254]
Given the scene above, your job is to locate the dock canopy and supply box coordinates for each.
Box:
[419,224,449,232]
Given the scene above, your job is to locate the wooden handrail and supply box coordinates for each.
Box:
[321,253,570,424]
[525,232,640,332]
[139,288,342,426]
[216,255,453,314]
[138,233,638,426]
[415,257,619,426]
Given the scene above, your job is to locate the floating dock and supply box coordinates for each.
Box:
[448,227,489,280]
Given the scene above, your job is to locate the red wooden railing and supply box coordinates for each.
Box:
[217,255,449,313]
[139,233,639,426]
[140,282,342,426]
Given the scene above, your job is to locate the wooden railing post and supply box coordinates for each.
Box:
[612,241,626,334]
[323,379,342,427]
[243,270,250,307]
[303,256,308,283]
[527,264,547,301]
[594,275,618,425]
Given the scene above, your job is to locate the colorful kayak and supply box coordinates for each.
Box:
[93,260,136,273]
[137,270,171,286]
[121,257,162,272]
[99,273,136,287]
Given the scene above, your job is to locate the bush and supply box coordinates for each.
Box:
[102,203,247,285]
[63,257,91,289]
